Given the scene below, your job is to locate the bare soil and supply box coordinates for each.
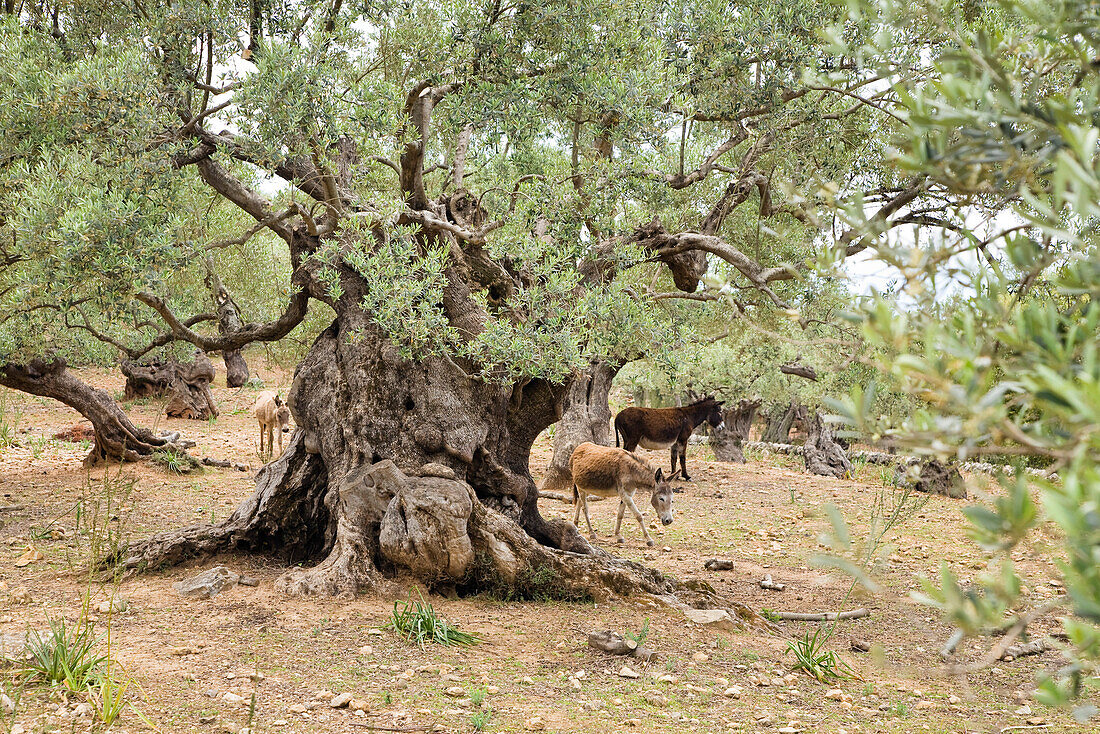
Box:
[0,361,1086,734]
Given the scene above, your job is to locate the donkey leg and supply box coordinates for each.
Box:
[621,493,654,546]
[580,494,598,540]
[673,440,690,479]
[613,499,627,544]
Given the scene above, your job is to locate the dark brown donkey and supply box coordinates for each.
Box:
[614,397,725,480]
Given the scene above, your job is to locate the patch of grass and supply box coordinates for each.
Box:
[463,556,592,603]
[150,448,200,474]
[787,626,858,683]
[0,389,23,451]
[469,687,486,707]
[386,591,480,648]
[470,708,491,731]
[71,468,135,576]
[626,618,650,648]
[760,608,782,623]
[24,617,106,691]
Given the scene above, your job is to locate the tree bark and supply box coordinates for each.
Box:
[800,408,853,478]
[206,266,250,387]
[896,459,966,499]
[710,398,762,463]
[538,361,617,495]
[0,358,176,465]
[120,351,219,420]
[760,400,799,444]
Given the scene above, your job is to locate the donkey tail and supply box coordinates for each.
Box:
[614,423,621,447]
[572,484,579,503]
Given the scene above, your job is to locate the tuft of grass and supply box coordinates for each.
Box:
[24,617,106,691]
[626,618,650,648]
[469,708,491,731]
[386,590,480,648]
[0,389,23,451]
[760,608,782,623]
[787,626,858,683]
[469,687,486,707]
[150,448,199,474]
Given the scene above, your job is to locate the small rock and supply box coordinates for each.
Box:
[330,693,353,708]
[683,608,740,632]
[625,718,642,726]
[618,666,640,679]
[174,567,240,599]
[198,714,217,724]
[358,644,373,656]
[350,699,370,712]
[948,695,961,705]
[520,676,534,684]
[444,686,465,697]
[1027,717,1045,725]
[524,715,546,731]
[661,546,672,552]
[72,702,93,718]
[10,587,30,604]
[14,546,43,567]
[485,685,499,694]
[691,652,709,662]
[223,692,246,704]
[239,576,259,587]
[723,686,742,698]
[365,628,384,635]
[850,638,871,652]
[419,463,456,479]
[643,692,669,706]
[289,704,308,714]
[1015,704,1032,716]
[96,597,128,614]
[825,689,844,700]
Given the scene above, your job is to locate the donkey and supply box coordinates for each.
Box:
[570,442,678,547]
[614,396,724,480]
[253,391,291,456]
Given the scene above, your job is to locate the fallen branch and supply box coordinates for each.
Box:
[587,630,658,663]
[759,575,786,591]
[201,457,249,472]
[998,725,1051,733]
[939,629,965,660]
[538,490,605,503]
[348,724,434,732]
[704,558,735,571]
[775,608,870,622]
[1000,639,1051,660]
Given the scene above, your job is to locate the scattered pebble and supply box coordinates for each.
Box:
[330,692,352,708]
[524,715,546,730]
[618,666,640,679]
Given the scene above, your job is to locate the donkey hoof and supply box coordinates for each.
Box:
[646,539,656,547]
[589,533,598,541]
[616,537,625,544]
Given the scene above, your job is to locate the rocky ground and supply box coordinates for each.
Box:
[0,359,1088,733]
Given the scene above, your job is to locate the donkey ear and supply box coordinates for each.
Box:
[655,468,664,483]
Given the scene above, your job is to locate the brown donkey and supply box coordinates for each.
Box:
[570,442,677,546]
[614,396,724,480]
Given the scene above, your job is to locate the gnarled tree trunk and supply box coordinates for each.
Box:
[760,400,799,444]
[801,408,852,478]
[206,266,250,387]
[120,351,219,420]
[710,397,762,463]
[538,361,617,495]
[896,459,966,499]
[0,358,176,465]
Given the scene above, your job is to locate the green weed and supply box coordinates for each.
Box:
[626,618,650,648]
[24,617,106,691]
[470,709,491,730]
[386,590,480,648]
[786,626,858,683]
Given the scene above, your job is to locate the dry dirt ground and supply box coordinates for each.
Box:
[0,360,1089,734]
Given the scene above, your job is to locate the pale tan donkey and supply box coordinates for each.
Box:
[570,442,678,547]
[253,391,292,456]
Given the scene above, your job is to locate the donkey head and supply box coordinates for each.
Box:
[275,393,291,433]
[651,468,680,526]
[704,396,725,430]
